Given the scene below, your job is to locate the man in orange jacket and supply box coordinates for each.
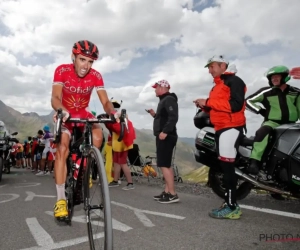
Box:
[194,55,246,219]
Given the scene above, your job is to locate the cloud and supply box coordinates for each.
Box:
[175,0,300,56]
[0,0,299,138]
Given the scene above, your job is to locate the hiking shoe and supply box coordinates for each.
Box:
[209,203,241,219]
[108,181,119,187]
[211,202,242,216]
[153,191,167,201]
[122,183,135,191]
[54,199,68,219]
[158,192,179,204]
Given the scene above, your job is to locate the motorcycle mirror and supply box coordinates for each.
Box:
[11,132,18,136]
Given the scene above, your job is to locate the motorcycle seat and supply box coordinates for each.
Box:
[240,136,255,147]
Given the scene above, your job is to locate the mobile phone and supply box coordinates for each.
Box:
[145,109,150,113]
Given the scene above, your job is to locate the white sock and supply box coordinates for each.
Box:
[56,184,66,201]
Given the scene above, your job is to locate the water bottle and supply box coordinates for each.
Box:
[73,158,81,180]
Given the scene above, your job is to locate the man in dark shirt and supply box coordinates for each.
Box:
[147,80,179,203]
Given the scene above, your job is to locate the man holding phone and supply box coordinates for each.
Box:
[147,80,179,204]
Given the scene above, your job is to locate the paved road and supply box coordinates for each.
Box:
[0,168,300,250]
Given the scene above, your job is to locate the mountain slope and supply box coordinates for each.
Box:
[178,137,194,146]
[182,166,209,183]
[0,100,52,140]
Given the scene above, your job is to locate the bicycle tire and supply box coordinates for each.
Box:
[84,146,113,250]
[65,174,74,223]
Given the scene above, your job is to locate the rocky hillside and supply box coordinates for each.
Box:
[0,100,52,139]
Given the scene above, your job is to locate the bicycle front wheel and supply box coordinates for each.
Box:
[84,146,113,250]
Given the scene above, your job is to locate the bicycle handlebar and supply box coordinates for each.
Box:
[54,108,128,144]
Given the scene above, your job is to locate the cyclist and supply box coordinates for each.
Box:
[51,40,117,220]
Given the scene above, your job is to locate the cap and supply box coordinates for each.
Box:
[152,80,171,89]
[43,125,50,132]
[204,55,229,68]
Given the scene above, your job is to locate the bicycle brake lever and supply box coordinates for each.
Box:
[124,117,129,132]
[120,109,129,132]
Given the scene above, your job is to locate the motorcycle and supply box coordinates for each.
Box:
[0,132,18,181]
[193,109,300,201]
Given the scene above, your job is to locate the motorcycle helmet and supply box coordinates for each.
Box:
[265,65,290,87]
[193,109,212,129]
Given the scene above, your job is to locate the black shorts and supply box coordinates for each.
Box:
[16,152,23,160]
[156,135,177,168]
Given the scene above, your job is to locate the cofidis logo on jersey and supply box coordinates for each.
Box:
[64,81,93,94]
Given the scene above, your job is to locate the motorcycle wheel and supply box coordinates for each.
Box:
[0,157,3,182]
[209,168,253,201]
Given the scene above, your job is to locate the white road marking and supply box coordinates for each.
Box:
[45,211,132,232]
[26,218,54,246]
[14,182,41,188]
[21,233,104,250]
[0,193,20,204]
[240,204,300,219]
[111,201,186,227]
[25,191,56,201]
[134,211,155,227]
[141,209,188,219]
[0,184,7,188]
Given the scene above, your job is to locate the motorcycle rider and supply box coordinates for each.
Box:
[246,65,300,174]
[0,121,9,138]
[194,55,246,219]
[0,121,11,172]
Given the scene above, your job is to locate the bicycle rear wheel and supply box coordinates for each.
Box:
[84,146,113,250]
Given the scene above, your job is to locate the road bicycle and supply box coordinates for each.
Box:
[55,108,127,250]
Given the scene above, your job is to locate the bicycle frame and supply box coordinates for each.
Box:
[54,109,128,210]
[67,123,96,208]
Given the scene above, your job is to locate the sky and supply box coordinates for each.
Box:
[0,0,300,138]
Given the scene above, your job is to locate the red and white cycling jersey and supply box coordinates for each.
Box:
[53,64,104,118]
